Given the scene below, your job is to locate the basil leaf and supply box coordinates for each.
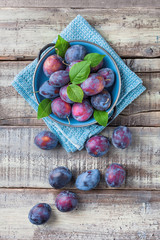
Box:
[93,110,108,126]
[84,53,105,68]
[67,84,84,103]
[69,60,91,84]
[55,35,70,58]
[37,99,52,119]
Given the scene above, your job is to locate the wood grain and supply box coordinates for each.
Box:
[0,126,160,189]
[1,61,160,127]
[0,0,160,8]
[0,8,160,58]
[0,188,159,240]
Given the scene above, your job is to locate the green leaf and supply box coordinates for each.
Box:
[93,110,108,127]
[67,84,84,103]
[37,99,52,119]
[84,53,105,68]
[69,60,91,84]
[55,35,70,58]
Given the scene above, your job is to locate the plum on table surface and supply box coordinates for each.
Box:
[39,80,60,99]
[85,135,110,157]
[60,85,74,104]
[34,131,58,150]
[65,45,87,64]
[75,169,100,191]
[55,191,78,212]
[49,166,72,189]
[91,90,111,111]
[28,203,51,225]
[43,55,65,77]
[49,70,70,87]
[81,73,105,96]
[112,126,132,149]
[105,163,126,187]
[98,68,115,88]
[72,100,93,122]
[51,97,71,119]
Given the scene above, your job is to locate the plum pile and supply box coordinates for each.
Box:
[39,43,115,123]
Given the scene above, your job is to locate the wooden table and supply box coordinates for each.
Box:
[0,1,160,239]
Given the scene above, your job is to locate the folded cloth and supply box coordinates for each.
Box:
[12,15,146,152]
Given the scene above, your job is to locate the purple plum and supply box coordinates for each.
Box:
[105,163,126,187]
[91,90,111,111]
[39,80,60,99]
[28,203,51,225]
[112,126,132,149]
[65,45,87,64]
[81,73,105,96]
[55,191,78,212]
[49,70,70,87]
[91,59,103,72]
[49,167,72,189]
[75,169,100,191]
[72,100,93,122]
[60,85,74,104]
[85,135,110,157]
[98,68,115,88]
[51,97,71,119]
[43,54,65,77]
[34,131,58,150]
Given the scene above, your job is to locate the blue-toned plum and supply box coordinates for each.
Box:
[112,126,132,149]
[85,135,110,157]
[75,169,100,191]
[68,60,82,71]
[81,73,105,96]
[105,163,126,187]
[55,191,78,212]
[60,85,74,104]
[49,70,70,87]
[34,131,58,150]
[51,97,71,119]
[91,90,111,111]
[91,59,103,72]
[65,45,87,64]
[43,54,65,77]
[72,100,93,122]
[49,166,72,189]
[98,68,115,88]
[28,203,51,225]
[39,80,60,99]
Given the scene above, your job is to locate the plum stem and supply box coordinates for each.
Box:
[62,60,69,66]
[67,117,70,125]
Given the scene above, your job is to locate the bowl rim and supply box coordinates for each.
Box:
[33,40,121,127]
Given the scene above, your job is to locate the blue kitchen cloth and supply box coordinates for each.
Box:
[12,15,146,152]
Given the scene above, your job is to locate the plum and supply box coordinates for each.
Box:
[75,169,100,191]
[91,59,103,72]
[85,135,110,157]
[67,60,82,71]
[55,191,78,212]
[65,45,87,64]
[60,85,74,104]
[51,97,71,119]
[34,131,58,150]
[49,70,70,87]
[43,54,65,77]
[28,203,51,225]
[105,163,126,187]
[112,126,132,149]
[98,68,115,88]
[91,90,111,111]
[81,73,105,96]
[72,100,93,122]
[49,167,72,189]
[39,80,60,99]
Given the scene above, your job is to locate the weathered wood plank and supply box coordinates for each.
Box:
[0,0,160,8]
[0,8,160,58]
[0,189,159,240]
[0,126,160,189]
[1,61,160,126]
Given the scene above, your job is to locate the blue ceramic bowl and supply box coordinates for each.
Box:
[33,41,121,127]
